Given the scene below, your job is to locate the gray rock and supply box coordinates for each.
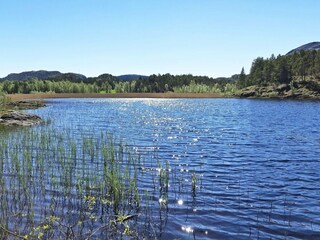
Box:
[276,84,290,92]
[240,91,256,97]
[0,111,42,126]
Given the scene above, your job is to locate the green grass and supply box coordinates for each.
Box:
[0,93,10,114]
[0,92,9,104]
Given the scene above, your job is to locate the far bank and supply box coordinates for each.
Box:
[7,92,225,101]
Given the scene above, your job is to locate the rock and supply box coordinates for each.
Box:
[236,80,320,99]
[261,91,276,98]
[0,111,42,126]
[276,84,290,92]
[238,86,258,97]
[282,90,302,99]
[240,90,256,98]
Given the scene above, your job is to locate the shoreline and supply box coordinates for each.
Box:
[7,92,225,101]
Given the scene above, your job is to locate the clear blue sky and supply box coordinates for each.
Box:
[0,0,319,78]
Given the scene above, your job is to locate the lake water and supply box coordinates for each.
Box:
[28,98,320,239]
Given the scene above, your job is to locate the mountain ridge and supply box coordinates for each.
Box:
[2,41,319,82]
[117,74,148,81]
[1,70,87,81]
[286,41,320,55]
[1,71,149,82]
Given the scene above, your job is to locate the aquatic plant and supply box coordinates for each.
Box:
[0,129,140,238]
[191,172,197,197]
[0,128,198,239]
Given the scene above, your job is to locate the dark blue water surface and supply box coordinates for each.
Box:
[29,98,320,239]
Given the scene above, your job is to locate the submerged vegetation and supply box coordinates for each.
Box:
[0,128,201,239]
[1,43,319,239]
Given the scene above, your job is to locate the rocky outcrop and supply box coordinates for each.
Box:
[239,89,256,98]
[0,111,42,126]
[276,84,290,92]
[236,79,320,99]
[5,100,46,110]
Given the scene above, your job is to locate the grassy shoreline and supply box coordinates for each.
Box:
[7,92,225,101]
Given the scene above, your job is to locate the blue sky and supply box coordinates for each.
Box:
[0,0,319,78]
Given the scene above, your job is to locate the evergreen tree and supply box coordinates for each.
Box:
[314,52,320,78]
[237,67,247,88]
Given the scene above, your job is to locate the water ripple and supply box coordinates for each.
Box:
[28,98,320,239]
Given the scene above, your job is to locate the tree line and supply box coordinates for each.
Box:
[2,50,319,95]
[237,50,320,89]
[0,73,238,94]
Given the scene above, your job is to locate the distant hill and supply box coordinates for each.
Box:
[117,74,148,81]
[1,70,87,81]
[286,42,320,55]
[50,72,87,82]
[214,74,240,82]
[2,70,62,81]
[1,71,148,82]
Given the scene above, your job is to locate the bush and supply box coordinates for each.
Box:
[0,92,9,105]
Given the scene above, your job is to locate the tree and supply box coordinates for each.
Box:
[237,67,247,89]
[249,57,265,86]
[277,58,291,84]
[314,52,320,78]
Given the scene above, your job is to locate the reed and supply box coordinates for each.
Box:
[191,172,197,197]
[0,127,199,239]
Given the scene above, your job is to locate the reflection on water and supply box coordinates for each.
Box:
[17,98,320,239]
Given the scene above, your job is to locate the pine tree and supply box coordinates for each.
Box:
[314,52,320,78]
[237,67,247,88]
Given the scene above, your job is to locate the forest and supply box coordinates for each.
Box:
[0,73,238,94]
[238,50,320,89]
[1,50,320,96]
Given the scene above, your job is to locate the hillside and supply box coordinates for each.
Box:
[237,42,320,99]
[1,71,150,82]
[2,70,61,81]
[1,70,87,81]
[117,74,148,81]
[286,42,320,55]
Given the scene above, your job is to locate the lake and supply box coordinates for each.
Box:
[7,98,320,239]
